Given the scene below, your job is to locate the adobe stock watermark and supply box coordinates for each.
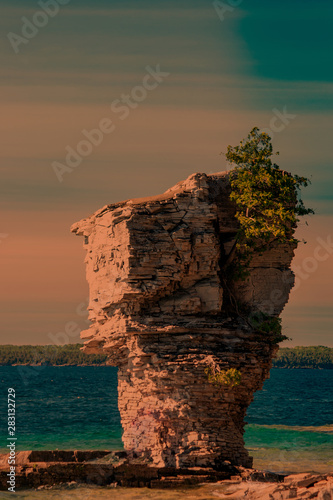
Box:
[239,236,333,320]
[260,107,296,139]
[0,233,9,245]
[293,235,333,291]
[52,65,170,183]
[230,234,333,340]
[213,0,243,21]
[7,0,70,54]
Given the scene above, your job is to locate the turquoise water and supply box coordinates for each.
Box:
[0,366,332,474]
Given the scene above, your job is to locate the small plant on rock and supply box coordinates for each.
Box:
[205,365,241,387]
[249,312,288,344]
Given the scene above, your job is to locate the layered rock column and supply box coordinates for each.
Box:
[71,172,296,469]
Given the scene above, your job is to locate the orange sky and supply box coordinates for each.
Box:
[1,1,332,346]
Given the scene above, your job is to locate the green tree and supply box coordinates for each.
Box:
[273,346,333,369]
[223,127,314,276]
[0,344,108,366]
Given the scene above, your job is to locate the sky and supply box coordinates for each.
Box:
[0,0,332,346]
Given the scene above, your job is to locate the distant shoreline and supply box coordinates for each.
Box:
[3,363,333,369]
[9,363,109,367]
[3,365,332,369]
[0,344,332,369]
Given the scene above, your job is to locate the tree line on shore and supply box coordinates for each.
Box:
[272,346,333,369]
[0,344,332,368]
[0,344,108,366]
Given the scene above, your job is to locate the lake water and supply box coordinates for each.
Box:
[0,366,332,498]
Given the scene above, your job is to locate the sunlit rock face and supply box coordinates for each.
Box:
[71,172,296,469]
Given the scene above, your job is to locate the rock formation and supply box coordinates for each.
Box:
[2,450,333,493]
[71,172,296,470]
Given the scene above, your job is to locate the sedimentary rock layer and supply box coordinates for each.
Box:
[71,172,296,469]
[2,450,332,495]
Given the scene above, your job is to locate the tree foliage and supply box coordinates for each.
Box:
[272,346,333,369]
[0,345,330,369]
[249,314,286,344]
[0,344,108,366]
[205,366,241,387]
[224,127,314,275]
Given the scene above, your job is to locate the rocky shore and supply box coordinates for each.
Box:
[1,450,332,499]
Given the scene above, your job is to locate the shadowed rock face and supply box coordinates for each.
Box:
[71,172,296,469]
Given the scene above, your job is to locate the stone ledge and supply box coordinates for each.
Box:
[2,450,332,498]
[0,449,286,490]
